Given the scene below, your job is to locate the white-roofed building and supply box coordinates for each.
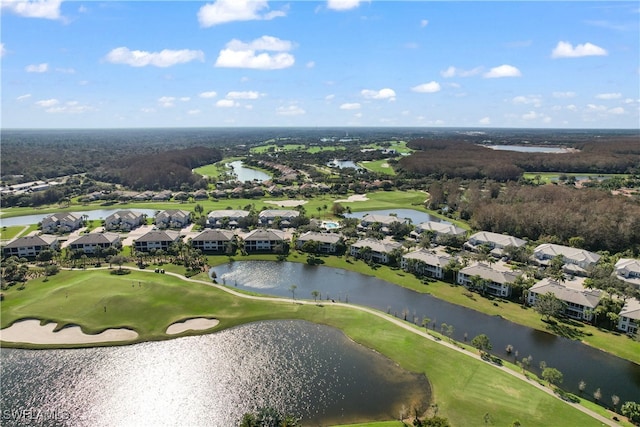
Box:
[401,248,452,279]
[41,212,83,233]
[615,258,640,288]
[466,231,526,257]
[533,243,600,274]
[414,221,466,237]
[3,235,60,258]
[67,232,121,254]
[457,262,521,298]
[243,229,288,253]
[349,238,403,265]
[527,277,602,321]
[208,210,250,229]
[296,231,343,254]
[617,298,640,335]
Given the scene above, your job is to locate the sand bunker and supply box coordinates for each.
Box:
[334,194,369,203]
[165,318,219,335]
[264,199,308,207]
[0,319,138,345]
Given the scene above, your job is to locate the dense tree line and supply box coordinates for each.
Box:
[398,137,640,181]
[466,184,640,253]
[88,146,222,190]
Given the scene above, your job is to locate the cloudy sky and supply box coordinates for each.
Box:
[2,0,639,129]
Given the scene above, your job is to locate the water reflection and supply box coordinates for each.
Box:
[1,321,430,426]
[345,209,441,224]
[212,261,640,403]
[227,160,271,183]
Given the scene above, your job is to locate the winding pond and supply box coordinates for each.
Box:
[227,160,271,182]
[0,321,430,426]
[211,261,640,404]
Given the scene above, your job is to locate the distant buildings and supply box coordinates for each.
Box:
[3,235,59,258]
[105,210,146,231]
[41,212,83,234]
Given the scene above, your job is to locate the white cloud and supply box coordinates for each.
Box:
[595,92,622,100]
[180,97,191,102]
[609,107,625,115]
[226,91,261,100]
[552,91,576,99]
[2,0,63,20]
[327,0,363,11]
[340,103,361,110]
[478,117,491,125]
[306,61,316,68]
[522,111,539,120]
[411,81,441,93]
[158,96,176,107]
[440,66,482,78]
[277,105,306,116]
[483,64,522,78]
[0,43,6,57]
[551,41,607,58]
[420,19,429,27]
[16,94,32,102]
[141,108,156,113]
[215,36,295,70]
[361,88,396,101]
[325,94,335,101]
[566,104,578,112]
[199,91,218,99]
[56,67,75,74]
[512,95,542,107]
[35,98,59,107]
[216,99,240,108]
[44,101,94,114]
[198,0,286,27]
[25,63,49,73]
[105,47,205,68]
[187,109,201,115]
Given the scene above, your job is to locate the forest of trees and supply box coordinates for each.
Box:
[398,137,640,181]
[88,146,222,190]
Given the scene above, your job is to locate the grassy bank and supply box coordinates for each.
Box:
[0,268,606,426]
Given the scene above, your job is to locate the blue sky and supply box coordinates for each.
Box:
[2,0,639,129]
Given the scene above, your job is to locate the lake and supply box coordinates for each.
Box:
[227,160,271,182]
[211,261,640,404]
[327,160,361,169]
[482,145,573,153]
[0,321,429,426]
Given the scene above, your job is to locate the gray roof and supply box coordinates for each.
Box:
[156,209,190,220]
[468,231,526,248]
[361,214,405,226]
[191,229,235,242]
[534,243,600,264]
[402,248,452,267]
[350,238,403,254]
[297,231,342,244]
[529,277,602,308]
[244,229,287,241]
[106,210,145,222]
[208,210,250,220]
[615,258,640,276]
[416,221,466,236]
[459,262,520,285]
[135,230,181,243]
[42,212,82,223]
[619,298,640,321]
[5,234,59,248]
[259,209,300,219]
[69,232,120,245]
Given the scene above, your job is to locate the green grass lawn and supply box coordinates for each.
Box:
[0,224,38,241]
[0,268,605,426]
[523,172,630,184]
[359,159,396,176]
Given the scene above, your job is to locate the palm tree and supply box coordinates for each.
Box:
[311,290,320,302]
[289,284,297,301]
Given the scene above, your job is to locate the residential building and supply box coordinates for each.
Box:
[155,209,191,229]
[414,221,466,238]
[527,277,602,321]
[457,262,520,297]
[190,229,235,253]
[296,231,342,254]
[615,258,640,288]
[466,231,526,257]
[617,298,640,335]
[104,210,146,231]
[67,232,121,254]
[533,243,600,274]
[258,209,300,227]
[41,212,83,233]
[3,235,59,258]
[360,214,406,229]
[243,229,288,253]
[349,238,403,265]
[401,248,452,279]
[208,210,250,228]
[134,230,181,252]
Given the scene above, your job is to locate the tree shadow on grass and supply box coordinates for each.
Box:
[544,320,586,340]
